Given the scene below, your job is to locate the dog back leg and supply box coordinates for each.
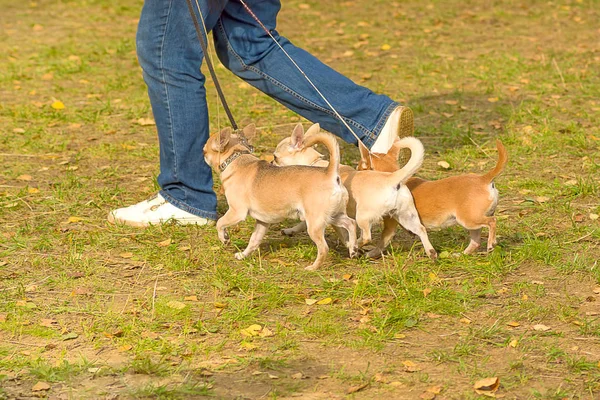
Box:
[282,221,307,236]
[464,228,482,254]
[395,211,438,260]
[367,217,398,259]
[331,214,358,258]
[356,213,374,248]
[216,208,248,244]
[459,215,496,254]
[304,219,329,271]
[235,220,270,260]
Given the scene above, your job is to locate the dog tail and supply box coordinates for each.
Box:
[302,127,340,180]
[481,140,508,182]
[387,137,424,185]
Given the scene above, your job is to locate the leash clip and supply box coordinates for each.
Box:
[236,130,254,153]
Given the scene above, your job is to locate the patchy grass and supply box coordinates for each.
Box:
[1,0,599,398]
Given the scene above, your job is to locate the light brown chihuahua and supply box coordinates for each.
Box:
[358,139,508,254]
[273,129,437,260]
[203,123,357,271]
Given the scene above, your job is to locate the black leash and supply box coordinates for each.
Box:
[185,0,254,152]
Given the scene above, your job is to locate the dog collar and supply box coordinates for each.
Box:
[219,150,251,172]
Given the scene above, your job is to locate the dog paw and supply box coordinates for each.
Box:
[234,252,245,260]
[304,263,318,271]
[429,249,438,260]
[281,228,295,237]
[348,247,359,259]
[366,248,384,259]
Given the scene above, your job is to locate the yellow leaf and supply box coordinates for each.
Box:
[487,97,499,103]
[157,238,172,247]
[445,100,458,105]
[119,252,133,259]
[473,377,500,391]
[437,161,451,169]
[41,73,53,80]
[118,344,132,352]
[509,339,518,348]
[240,324,262,337]
[184,295,198,302]
[67,216,82,223]
[51,100,65,110]
[31,381,51,392]
[136,117,155,126]
[460,318,472,325]
[506,321,520,327]
[316,297,332,305]
[381,44,391,51]
[258,326,274,337]
[28,187,40,194]
[423,288,432,297]
[166,300,186,310]
[17,174,32,181]
[402,360,421,372]
[214,302,227,309]
[305,299,318,305]
[342,273,353,281]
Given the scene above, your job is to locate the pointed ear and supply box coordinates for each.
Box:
[290,123,305,148]
[304,123,321,137]
[358,141,370,162]
[212,127,232,152]
[242,123,257,141]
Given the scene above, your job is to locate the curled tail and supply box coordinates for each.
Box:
[481,140,508,182]
[387,137,425,185]
[302,124,340,181]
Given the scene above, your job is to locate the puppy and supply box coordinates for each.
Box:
[273,128,437,260]
[203,123,357,271]
[358,139,508,254]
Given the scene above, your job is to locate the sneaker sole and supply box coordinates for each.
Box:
[396,106,414,167]
[107,212,215,227]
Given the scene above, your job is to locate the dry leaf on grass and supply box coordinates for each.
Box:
[157,238,172,247]
[167,301,186,310]
[533,324,551,331]
[347,382,369,394]
[136,118,155,126]
[316,297,332,305]
[437,161,450,169]
[487,97,499,103]
[402,360,421,372]
[0,313,8,322]
[423,288,432,297]
[40,319,58,328]
[184,295,198,302]
[17,174,32,181]
[509,339,518,348]
[118,344,132,352]
[381,44,391,51]
[506,321,520,327]
[31,381,51,392]
[51,100,65,110]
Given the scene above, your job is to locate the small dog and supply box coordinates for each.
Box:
[358,139,508,254]
[203,123,357,271]
[273,128,437,260]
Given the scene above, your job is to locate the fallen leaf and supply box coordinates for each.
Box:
[419,392,436,400]
[305,299,317,305]
[427,386,442,394]
[460,318,472,325]
[381,44,391,51]
[13,128,25,133]
[119,252,134,259]
[573,213,585,222]
[535,196,549,203]
[487,97,499,103]
[136,117,155,126]
[589,213,599,220]
[88,367,101,373]
[474,377,500,391]
[0,313,7,322]
[157,238,172,247]
[258,326,274,338]
[51,100,65,110]
[347,382,369,394]
[593,287,600,294]
[31,381,51,392]
[118,344,132,352]
[437,161,450,169]
[41,73,54,81]
[67,216,82,223]
[445,100,458,105]
[316,297,332,305]
[533,324,551,332]
[184,295,198,302]
[402,360,421,372]
[268,373,279,379]
[17,174,32,181]
[509,339,518,348]
[291,372,303,379]
[298,3,310,9]
[28,187,40,194]
[240,324,262,337]
[374,373,388,383]
[61,332,78,341]
[166,301,186,310]
[423,288,432,297]
[40,319,58,328]
[214,302,227,309]
[506,321,520,327]
[342,273,353,280]
[442,112,454,118]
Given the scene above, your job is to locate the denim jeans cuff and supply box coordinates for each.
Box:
[363,101,401,149]
[159,190,218,220]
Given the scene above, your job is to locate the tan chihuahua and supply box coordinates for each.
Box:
[273,130,437,260]
[203,123,357,271]
[358,139,508,254]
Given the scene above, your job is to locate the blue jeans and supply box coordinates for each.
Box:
[136,0,398,220]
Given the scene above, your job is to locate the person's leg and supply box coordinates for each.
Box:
[212,0,412,152]
[109,0,228,226]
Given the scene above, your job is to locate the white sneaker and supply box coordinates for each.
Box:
[371,106,414,154]
[107,194,214,227]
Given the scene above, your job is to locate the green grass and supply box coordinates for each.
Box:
[1,0,600,398]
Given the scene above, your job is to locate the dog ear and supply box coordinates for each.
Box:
[305,123,320,137]
[212,127,232,152]
[242,123,257,142]
[290,123,305,149]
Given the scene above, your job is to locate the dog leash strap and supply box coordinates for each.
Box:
[185,0,238,131]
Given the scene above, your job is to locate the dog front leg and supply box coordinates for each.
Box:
[331,214,358,258]
[282,221,307,236]
[216,208,247,245]
[367,217,398,259]
[396,212,438,260]
[235,220,270,260]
